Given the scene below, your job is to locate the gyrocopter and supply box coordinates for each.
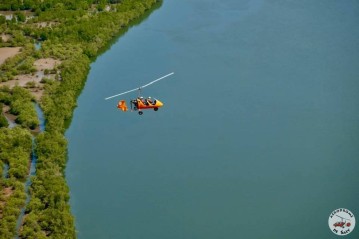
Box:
[105,72,174,115]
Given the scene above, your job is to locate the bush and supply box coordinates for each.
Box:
[0,114,9,128]
[15,12,26,22]
[1,1,162,238]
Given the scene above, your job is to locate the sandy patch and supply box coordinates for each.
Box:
[3,112,16,123]
[0,57,60,101]
[0,10,34,22]
[0,11,13,20]
[34,58,61,71]
[1,74,40,88]
[3,187,13,197]
[35,21,59,28]
[0,47,21,65]
[0,72,57,101]
[1,34,11,42]
[29,88,44,102]
[2,105,10,113]
[2,104,17,125]
[0,73,52,101]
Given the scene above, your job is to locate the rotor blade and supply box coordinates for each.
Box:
[140,72,174,89]
[336,215,350,220]
[105,87,139,100]
[104,72,174,100]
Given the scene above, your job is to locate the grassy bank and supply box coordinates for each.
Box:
[0,0,162,238]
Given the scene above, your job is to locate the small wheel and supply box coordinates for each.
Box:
[138,111,143,115]
[154,107,158,111]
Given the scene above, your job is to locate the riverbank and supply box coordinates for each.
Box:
[0,0,162,238]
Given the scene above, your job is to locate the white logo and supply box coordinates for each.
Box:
[329,208,355,236]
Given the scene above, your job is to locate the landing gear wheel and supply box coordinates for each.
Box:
[154,108,158,111]
[138,111,143,115]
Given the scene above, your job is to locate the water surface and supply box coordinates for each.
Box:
[66,1,359,238]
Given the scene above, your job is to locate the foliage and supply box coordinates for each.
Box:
[0,127,32,239]
[0,103,9,128]
[15,12,26,22]
[0,15,5,24]
[0,113,9,127]
[0,44,35,82]
[0,86,39,130]
[0,0,162,238]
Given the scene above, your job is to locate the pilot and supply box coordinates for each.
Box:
[147,97,153,105]
[139,96,147,105]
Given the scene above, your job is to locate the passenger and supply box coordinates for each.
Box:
[139,97,147,105]
[147,97,153,105]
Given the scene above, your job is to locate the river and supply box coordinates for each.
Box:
[66,0,359,238]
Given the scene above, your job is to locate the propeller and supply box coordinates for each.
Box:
[105,72,174,100]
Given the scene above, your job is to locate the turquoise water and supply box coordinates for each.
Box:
[16,104,45,237]
[66,0,359,238]
[2,163,9,178]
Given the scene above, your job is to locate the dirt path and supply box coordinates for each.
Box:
[0,47,21,65]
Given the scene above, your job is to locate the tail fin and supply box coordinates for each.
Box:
[117,100,128,112]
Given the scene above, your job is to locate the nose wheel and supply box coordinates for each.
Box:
[138,111,143,115]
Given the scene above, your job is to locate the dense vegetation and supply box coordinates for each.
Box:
[0,103,9,127]
[1,0,161,238]
[0,127,32,239]
[0,0,121,11]
[0,86,39,129]
[0,45,37,82]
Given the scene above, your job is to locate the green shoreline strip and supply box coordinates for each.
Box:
[0,0,161,238]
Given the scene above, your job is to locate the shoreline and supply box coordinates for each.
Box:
[0,1,162,238]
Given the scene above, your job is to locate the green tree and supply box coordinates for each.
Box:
[0,114,8,127]
[0,15,6,24]
[15,12,26,22]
